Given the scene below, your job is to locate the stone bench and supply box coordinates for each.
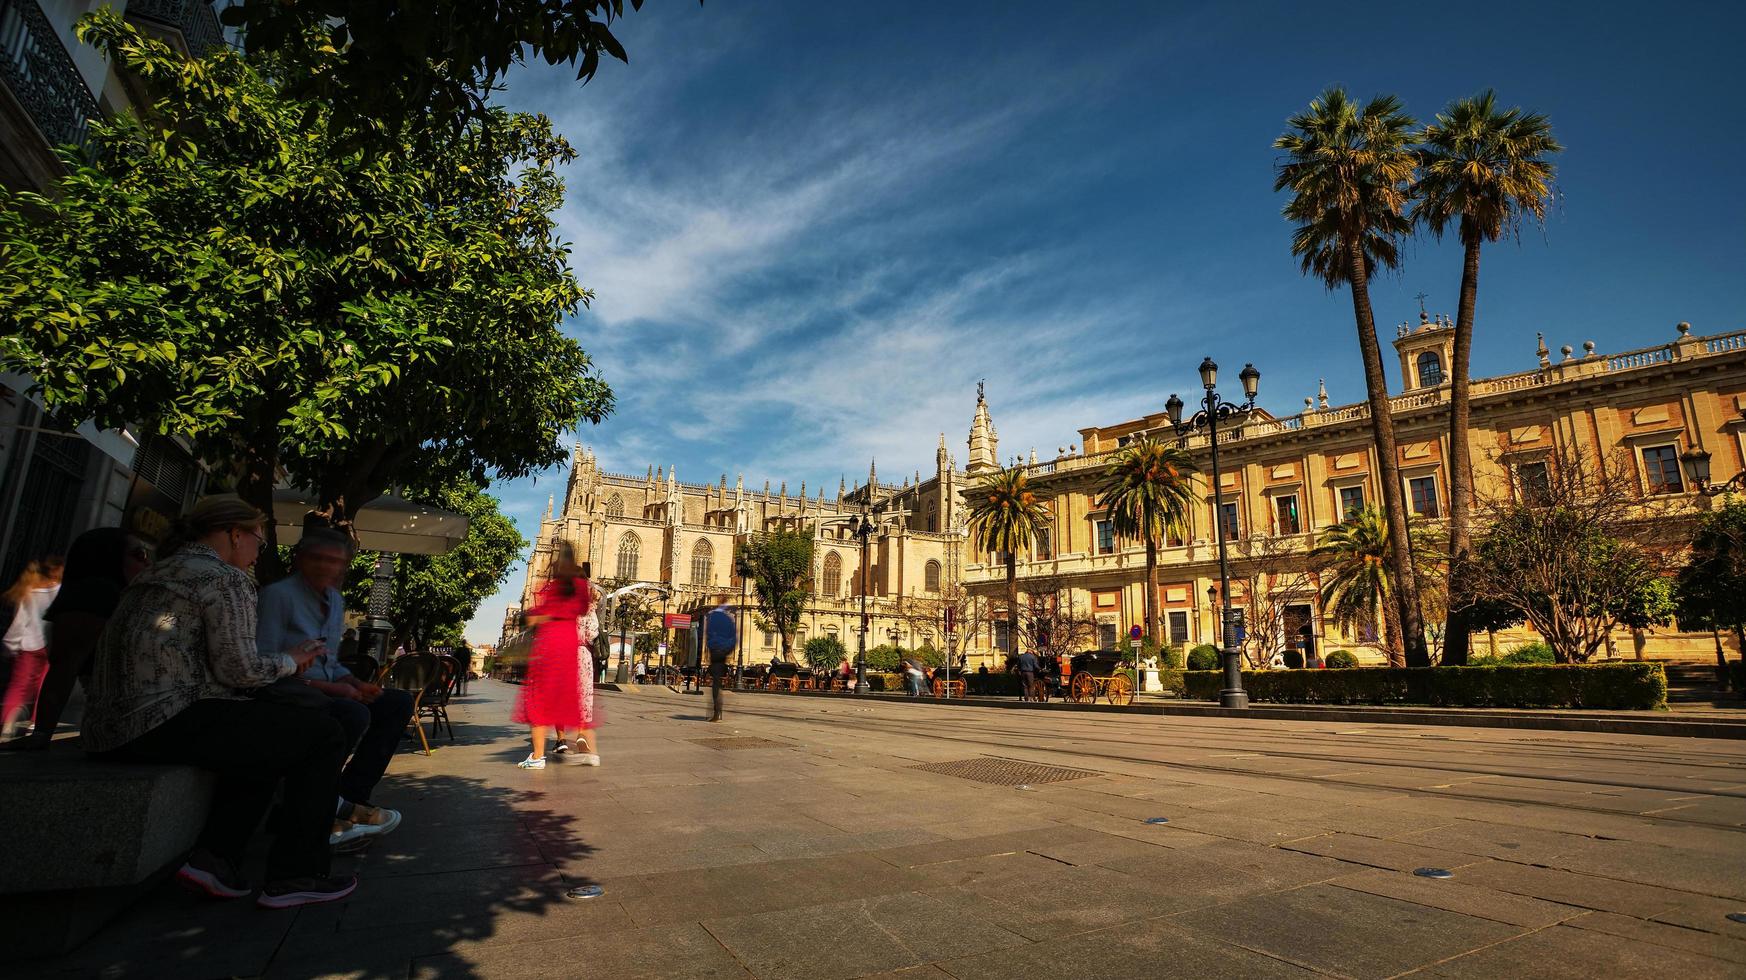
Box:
[0,744,212,958]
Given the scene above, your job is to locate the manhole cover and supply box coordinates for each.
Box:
[910,757,1099,787]
[690,737,790,750]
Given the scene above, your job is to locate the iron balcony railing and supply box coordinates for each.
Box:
[0,0,100,158]
[125,0,225,58]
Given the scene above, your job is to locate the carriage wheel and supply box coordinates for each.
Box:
[1069,673,1095,704]
[1106,673,1135,706]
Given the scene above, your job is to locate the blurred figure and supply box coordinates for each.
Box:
[83,496,352,909]
[512,541,589,770]
[555,564,602,766]
[2,557,64,738]
[20,530,150,748]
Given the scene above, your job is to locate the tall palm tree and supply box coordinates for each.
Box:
[967,467,1051,659]
[1414,91,1561,666]
[1274,87,1430,667]
[1095,437,1199,648]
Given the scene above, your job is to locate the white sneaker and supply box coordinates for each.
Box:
[517,756,546,770]
[578,753,600,767]
[329,819,372,849]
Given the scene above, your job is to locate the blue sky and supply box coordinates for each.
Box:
[464,0,1746,644]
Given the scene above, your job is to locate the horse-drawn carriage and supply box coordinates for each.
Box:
[1064,652,1136,706]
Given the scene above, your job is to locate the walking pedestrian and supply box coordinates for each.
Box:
[1014,650,1041,702]
[512,543,589,770]
[2,557,63,739]
[556,569,602,766]
[20,529,151,748]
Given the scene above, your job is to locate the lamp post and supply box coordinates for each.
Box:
[844,504,886,694]
[1680,448,1746,497]
[1167,357,1261,710]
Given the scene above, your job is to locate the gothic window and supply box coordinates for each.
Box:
[821,551,842,597]
[1417,351,1444,387]
[616,533,640,580]
[924,559,941,593]
[604,494,624,518]
[689,538,713,585]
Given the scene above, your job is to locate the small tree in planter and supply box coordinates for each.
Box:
[803,635,848,673]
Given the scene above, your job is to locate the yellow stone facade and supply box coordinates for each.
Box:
[955,317,1746,665]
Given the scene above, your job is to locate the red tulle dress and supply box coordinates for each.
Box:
[512,579,591,730]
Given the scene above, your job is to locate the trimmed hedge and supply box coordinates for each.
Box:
[1187,644,1220,671]
[1181,662,1666,710]
[1323,649,1360,669]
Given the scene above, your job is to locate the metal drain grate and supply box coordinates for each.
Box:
[690,736,790,750]
[910,757,1099,787]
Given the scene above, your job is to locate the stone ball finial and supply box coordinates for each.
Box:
[1583,340,1596,357]
[1304,397,1314,410]
[1560,344,1574,360]
[1677,321,1692,336]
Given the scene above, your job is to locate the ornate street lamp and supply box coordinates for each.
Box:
[1167,358,1261,710]
[1681,448,1746,496]
[842,504,886,694]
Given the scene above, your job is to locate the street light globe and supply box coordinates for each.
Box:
[1198,357,1218,390]
[1680,448,1712,488]
[1165,393,1184,425]
[1239,363,1260,401]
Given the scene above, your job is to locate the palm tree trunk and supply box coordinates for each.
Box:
[1346,236,1429,666]
[1006,551,1018,657]
[1442,234,1482,666]
[1144,538,1160,648]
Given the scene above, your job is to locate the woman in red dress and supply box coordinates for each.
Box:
[512,542,590,770]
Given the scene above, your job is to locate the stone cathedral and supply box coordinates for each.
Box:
[512,390,1009,663]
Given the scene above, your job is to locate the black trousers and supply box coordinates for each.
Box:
[327,688,414,807]
[99,698,347,881]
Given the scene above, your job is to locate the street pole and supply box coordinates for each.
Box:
[855,518,870,694]
[1206,386,1249,709]
[737,574,747,689]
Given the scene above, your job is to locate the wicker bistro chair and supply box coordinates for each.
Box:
[383,653,443,755]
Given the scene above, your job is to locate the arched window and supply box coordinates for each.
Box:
[615,533,640,580]
[924,559,941,593]
[1417,351,1444,387]
[821,551,842,597]
[690,538,713,585]
[604,494,624,518]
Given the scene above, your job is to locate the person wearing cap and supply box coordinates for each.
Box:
[83,496,354,909]
[257,527,413,849]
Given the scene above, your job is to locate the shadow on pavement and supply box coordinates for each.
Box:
[16,768,601,979]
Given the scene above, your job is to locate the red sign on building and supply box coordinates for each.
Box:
[664,613,691,629]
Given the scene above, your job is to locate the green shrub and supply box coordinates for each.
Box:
[911,643,946,668]
[1159,644,1185,670]
[1323,649,1360,669]
[1502,642,1556,665]
[1181,663,1664,710]
[803,635,847,671]
[863,644,903,672]
[1187,644,1220,671]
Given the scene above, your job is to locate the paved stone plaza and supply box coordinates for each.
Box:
[20,681,1746,979]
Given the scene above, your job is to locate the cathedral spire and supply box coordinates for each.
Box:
[544,494,554,521]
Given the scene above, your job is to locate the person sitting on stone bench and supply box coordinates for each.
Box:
[257,528,412,850]
[81,496,357,910]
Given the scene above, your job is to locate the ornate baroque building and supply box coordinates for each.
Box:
[955,318,1746,665]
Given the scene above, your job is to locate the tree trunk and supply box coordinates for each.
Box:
[1006,551,1018,658]
[1144,538,1160,648]
[1714,629,1728,689]
[1345,236,1429,666]
[1441,234,1483,666]
[233,439,286,584]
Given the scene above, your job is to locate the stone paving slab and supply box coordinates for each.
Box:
[20,681,1746,979]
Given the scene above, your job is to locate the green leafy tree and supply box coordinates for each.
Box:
[1414,91,1562,665]
[803,635,847,672]
[1275,88,1430,667]
[342,477,526,649]
[967,467,1051,657]
[1095,437,1198,648]
[735,530,813,664]
[1674,498,1746,684]
[0,14,610,578]
[220,0,683,144]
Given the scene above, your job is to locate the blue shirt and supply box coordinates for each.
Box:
[256,575,351,683]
